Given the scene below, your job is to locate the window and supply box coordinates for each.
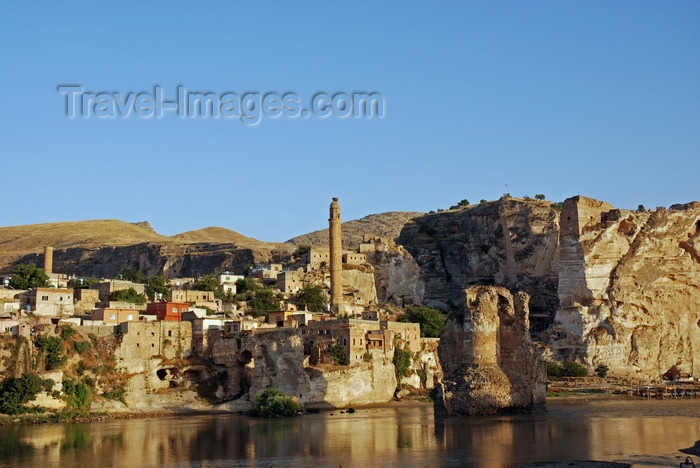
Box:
[172,307,178,313]
[41,296,49,301]
[168,330,172,337]
[109,314,116,320]
[127,314,133,320]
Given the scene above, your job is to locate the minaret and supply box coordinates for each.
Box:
[329,197,342,314]
[44,246,53,275]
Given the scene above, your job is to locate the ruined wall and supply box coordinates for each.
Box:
[437,286,545,416]
[550,196,700,378]
[398,199,559,330]
[232,328,397,408]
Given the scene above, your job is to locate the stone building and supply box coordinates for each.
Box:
[90,307,141,324]
[277,271,302,294]
[19,288,74,316]
[303,318,393,365]
[90,280,146,302]
[117,320,192,360]
[144,302,189,321]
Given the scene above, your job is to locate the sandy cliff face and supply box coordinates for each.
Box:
[550,197,700,378]
[398,199,560,329]
[365,240,425,307]
[437,286,545,416]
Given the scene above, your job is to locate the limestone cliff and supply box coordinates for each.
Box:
[398,199,560,330]
[549,196,700,378]
[437,286,546,416]
[364,239,425,307]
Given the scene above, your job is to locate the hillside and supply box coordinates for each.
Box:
[0,220,171,254]
[287,211,423,250]
[170,226,274,248]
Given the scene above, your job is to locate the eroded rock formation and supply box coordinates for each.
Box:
[549,196,700,378]
[437,286,545,415]
[398,199,560,330]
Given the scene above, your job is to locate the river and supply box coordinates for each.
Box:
[1,399,699,467]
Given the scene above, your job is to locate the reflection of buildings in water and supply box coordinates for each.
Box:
[3,402,700,467]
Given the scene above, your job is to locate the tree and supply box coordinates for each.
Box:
[0,374,45,414]
[35,335,65,370]
[8,264,50,289]
[295,285,327,312]
[147,275,171,300]
[251,389,302,417]
[110,287,147,304]
[250,288,281,313]
[393,347,411,380]
[330,344,347,365]
[397,306,446,338]
[193,274,223,298]
[118,269,144,283]
[292,245,310,259]
[535,194,546,200]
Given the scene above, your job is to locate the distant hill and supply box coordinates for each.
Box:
[0,219,171,254]
[171,226,267,247]
[287,211,423,250]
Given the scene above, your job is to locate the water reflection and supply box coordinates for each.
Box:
[1,400,699,467]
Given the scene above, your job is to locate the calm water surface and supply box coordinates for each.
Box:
[1,400,699,467]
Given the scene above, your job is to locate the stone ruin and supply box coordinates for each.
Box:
[436,286,546,415]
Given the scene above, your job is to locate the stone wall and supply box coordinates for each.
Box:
[437,286,545,415]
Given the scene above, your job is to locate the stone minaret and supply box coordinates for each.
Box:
[329,197,342,314]
[44,246,53,275]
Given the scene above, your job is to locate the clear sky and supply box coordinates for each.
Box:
[1,1,698,242]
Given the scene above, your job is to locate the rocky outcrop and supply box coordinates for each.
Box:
[398,199,560,330]
[549,196,700,378]
[364,239,425,307]
[14,242,293,279]
[437,286,545,415]
[231,328,397,408]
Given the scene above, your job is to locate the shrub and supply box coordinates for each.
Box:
[0,373,44,414]
[393,348,411,380]
[292,245,310,258]
[535,194,546,200]
[330,344,346,365]
[362,351,372,362]
[295,284,327,312]
[548,360,588,377]
[397,306,445,338]
[73,341,92,354]
[552,202,563,211]
[59,326,77,340]
[546,361,563,377]
[110,287,147,304]
[41,378,55,393]
[251,389,302,417]
[595,364,609,378]
[35,335,65,370]
[562,361,588,377]
[62,379,90,409]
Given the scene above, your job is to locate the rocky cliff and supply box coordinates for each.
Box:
[549,196,700,378]
[437,286,546,416]
[398,199,560,330]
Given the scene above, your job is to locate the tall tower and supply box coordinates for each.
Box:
[329,197,342,314]
[44,246,53,275]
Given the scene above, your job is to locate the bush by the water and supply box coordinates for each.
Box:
[393,347,411,380]
[595,364,609,378]
[251,389,302,417]
[0,373,51,415]
[546,360,588,378]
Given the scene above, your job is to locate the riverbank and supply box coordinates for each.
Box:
[547,376,700,400]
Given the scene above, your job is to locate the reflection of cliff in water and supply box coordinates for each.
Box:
[1,401,699,467]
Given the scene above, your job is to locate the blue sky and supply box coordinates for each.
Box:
[1,1,698,241]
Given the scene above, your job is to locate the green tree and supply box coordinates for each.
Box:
[192,274,223,298]
[397,306,445,338]
[330,344,347,365]
[250,288,281,313]
[292,245,310,259]
[294,284,327,312]
[110,287,147,304]
[8,264,50,290]
[235,278,259,295]
[251,389,302,417]
[147,275,171,300]
[535,194,546,200]
[0,374,45,414]
[118,269,144,283]
[35,335,65,371]
[393,348,411,380]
